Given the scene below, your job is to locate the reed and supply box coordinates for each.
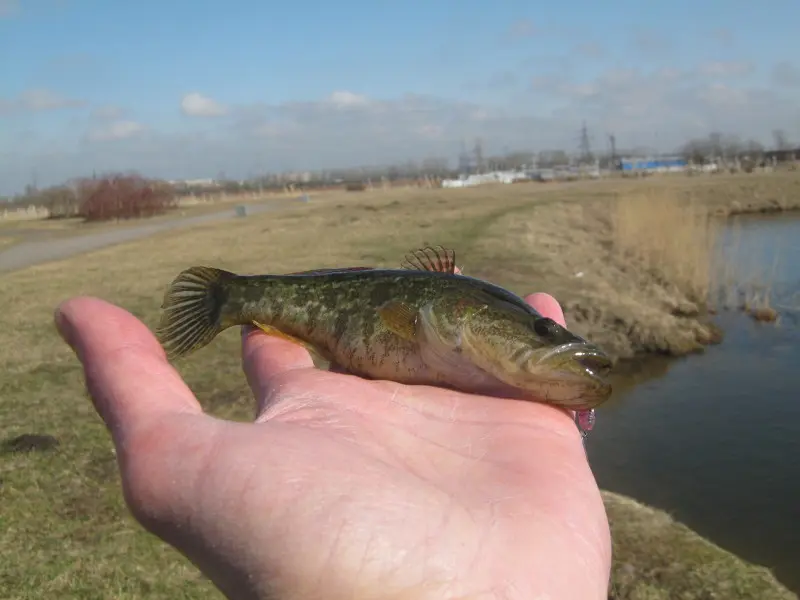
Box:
[611,188,720,305]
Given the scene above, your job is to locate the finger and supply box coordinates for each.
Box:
[55,296,205,442]
[55,297,228,537]
[241,324,315,398]
[524,292,566,326]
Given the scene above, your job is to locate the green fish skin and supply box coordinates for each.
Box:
[155,253,612,410]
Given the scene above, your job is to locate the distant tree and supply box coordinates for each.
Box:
[420,157,449,177]
[41,185,81,219]
[743,139,765,157]
[773,129,791,151]
[678,132,745,162]
[721,134,744,158]
[504,151,534,170]
[707,132,723,156]
[486,155,509,171]
[77,174,176,222]
[537,150,569,167]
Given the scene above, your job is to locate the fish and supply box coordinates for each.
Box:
[283,248,599,436]
[405,248,599,436]
[155,245,613,411]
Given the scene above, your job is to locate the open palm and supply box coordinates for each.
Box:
[56,292,611,600]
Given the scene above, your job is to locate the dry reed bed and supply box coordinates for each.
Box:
[500,172,800,362]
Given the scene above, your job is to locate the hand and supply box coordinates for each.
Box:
[55,292,611,600]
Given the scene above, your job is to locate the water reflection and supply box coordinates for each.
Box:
[588,213,800,593]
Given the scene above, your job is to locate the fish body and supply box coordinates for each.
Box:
[156,249,612,410]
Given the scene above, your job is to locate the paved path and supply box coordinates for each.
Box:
[0,200,288,273]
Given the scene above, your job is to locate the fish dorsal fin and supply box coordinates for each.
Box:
[401,245,457,274]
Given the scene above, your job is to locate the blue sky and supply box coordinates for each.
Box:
[1,0,799,194]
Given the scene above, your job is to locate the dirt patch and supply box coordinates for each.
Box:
[2,433,60,454]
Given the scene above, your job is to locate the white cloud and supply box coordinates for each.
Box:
[696,83,750,108]
[91,105,126,120]
[415,124,445,139]
[180,92,228,117]
[327,90,370,108]
[697,61,754,77]
[3,58,800,194]
[87,120,144,142]
[0,88,85,114]
[536,66,800,150]
[772,61,800,88]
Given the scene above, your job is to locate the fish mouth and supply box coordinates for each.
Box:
[534,342,613,406]
[533,341,612,411]
[572,347,613,379]
[446,340,613,410]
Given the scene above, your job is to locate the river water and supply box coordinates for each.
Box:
[587,213,800,593]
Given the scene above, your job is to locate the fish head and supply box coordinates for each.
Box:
[421,295,613,410]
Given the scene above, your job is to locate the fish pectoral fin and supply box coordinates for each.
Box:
[250,321,331,361]
[377,301,418,341]
[400,245,458,274]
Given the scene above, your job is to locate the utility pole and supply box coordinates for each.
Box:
[608,133,617,166]
[458,139,471,175]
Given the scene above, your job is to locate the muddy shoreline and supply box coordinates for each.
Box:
[608,201,799,367]
[556,195,800,368]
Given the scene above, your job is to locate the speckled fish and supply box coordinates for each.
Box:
[155,245,613,410]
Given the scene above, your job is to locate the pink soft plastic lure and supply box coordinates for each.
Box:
[576,409,596,439]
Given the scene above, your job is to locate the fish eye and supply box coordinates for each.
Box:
[533,317,560,338]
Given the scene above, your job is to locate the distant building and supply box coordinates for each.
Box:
[169,178,219,188]
[619,156,687,173]
[763,148,799,163]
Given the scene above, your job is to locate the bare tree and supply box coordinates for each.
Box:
[537,150,569,167]
[773,129,791,151]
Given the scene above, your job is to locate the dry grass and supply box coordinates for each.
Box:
[0,171,798,598]
[0,236,17,250]
[604,492,797,600]
[0,191,300,242]
[612,189,720,304]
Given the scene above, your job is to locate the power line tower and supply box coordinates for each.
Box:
[578,121,592,164]
[473,138,484,173]
[608,133,617,167]
[457,139,472,174]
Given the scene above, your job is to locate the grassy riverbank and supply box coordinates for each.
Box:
[1,171,797,598]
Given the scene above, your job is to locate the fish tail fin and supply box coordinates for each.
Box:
[156,266,237,360]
